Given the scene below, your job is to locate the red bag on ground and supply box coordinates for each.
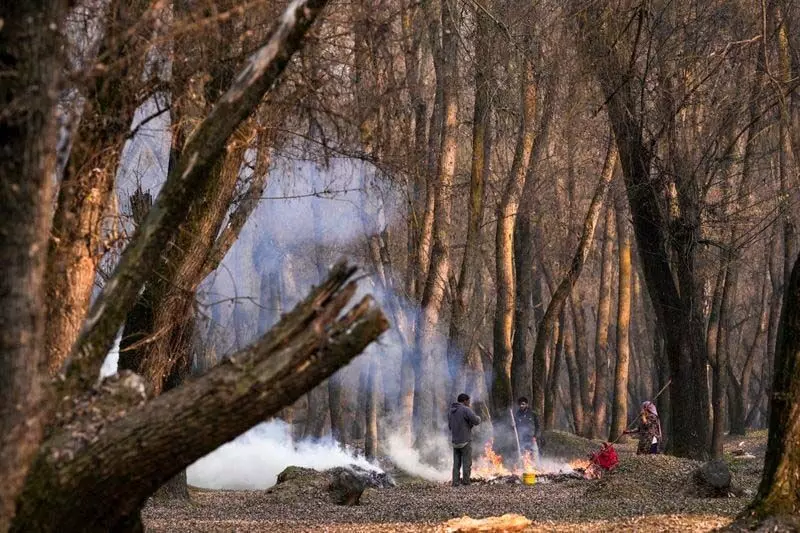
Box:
[589,443,619,471]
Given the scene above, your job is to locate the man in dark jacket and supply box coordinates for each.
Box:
[448,393,481,486]
[514,397,540,453]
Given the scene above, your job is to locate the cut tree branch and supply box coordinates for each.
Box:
[13,261,389,533]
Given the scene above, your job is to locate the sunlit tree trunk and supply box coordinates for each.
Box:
[45,0,152,373]
[512,72,556,405]
[493,49,538,418]
[591,201,615,438]
[610,186,632,442]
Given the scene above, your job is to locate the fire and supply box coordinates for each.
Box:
[472,441,542,478]
[568,458,591,470]
[473,441,512,478]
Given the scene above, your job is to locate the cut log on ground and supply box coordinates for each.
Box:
[444,514,532,532]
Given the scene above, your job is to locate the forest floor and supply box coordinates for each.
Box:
[143,430,768,532]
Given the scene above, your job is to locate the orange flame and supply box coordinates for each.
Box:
[568,458,590,470]
[472,441,543,478]
[473,441,512,478]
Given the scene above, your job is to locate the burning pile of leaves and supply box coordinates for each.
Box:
[468,441,588,485]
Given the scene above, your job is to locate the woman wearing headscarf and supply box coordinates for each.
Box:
[624,401,662,454]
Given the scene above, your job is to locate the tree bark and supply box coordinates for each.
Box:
[0,2,64,528]
[711,250,735,459]
[12,262,388,533]
[400,0,427,300]
[610,186,632,442]
[512,71,557,405]
[364,358,380,459]
[570,297,593,432]
[563,305,585,435]
[531,137,618,416]
[732,250,800,526]
[544,310,566,430]
[591,201,616,438]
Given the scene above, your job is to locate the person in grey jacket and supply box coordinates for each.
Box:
[448,393,481,486]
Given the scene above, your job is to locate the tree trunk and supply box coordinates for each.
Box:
[711,251,735,459]
[563,306,585,434]
[591,201,616,438]
[414,0,458,438]
[0,2,63,528]
[544,310,566,429]
[570,298,593,433]
[364,359,380,459]
[400,0,427,300]
[12,262,389,533]
[577,4,711,458]
[512,69,557,405]
[531,137,618,416]
[493,49,539,418]
[735,249,800,525]
[610,186,632,442]
[732,268,769,434]
[727,363,746,437]
[447,0,492,399]
[45,0,152,374]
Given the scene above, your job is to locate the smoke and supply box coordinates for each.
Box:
[187,419,381,490]
[105,108,495,486]
[385,432,450,483]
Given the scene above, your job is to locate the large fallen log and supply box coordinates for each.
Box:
[12,261,389,533]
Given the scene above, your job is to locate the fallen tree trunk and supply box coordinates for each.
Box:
[12,261,389,533]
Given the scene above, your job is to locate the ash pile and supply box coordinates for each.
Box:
[267,464,395,506]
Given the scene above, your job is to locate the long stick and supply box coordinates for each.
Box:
[612,378,672,443]
[509,408,522,463]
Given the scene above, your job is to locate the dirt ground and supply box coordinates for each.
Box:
[143,431,768,532]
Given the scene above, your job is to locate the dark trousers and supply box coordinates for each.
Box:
[452,443,472,485]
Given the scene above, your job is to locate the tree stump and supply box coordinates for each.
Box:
[691,459,735,497]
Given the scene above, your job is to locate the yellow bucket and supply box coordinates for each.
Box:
[522,472,536,485]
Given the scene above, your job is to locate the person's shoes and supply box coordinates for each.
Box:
[451,481,461,487]
[461,481,471,486]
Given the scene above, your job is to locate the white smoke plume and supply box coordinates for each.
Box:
[385,433,450,483]
[187,419,381,490]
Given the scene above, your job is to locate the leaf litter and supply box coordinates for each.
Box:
[143,431,768,532]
